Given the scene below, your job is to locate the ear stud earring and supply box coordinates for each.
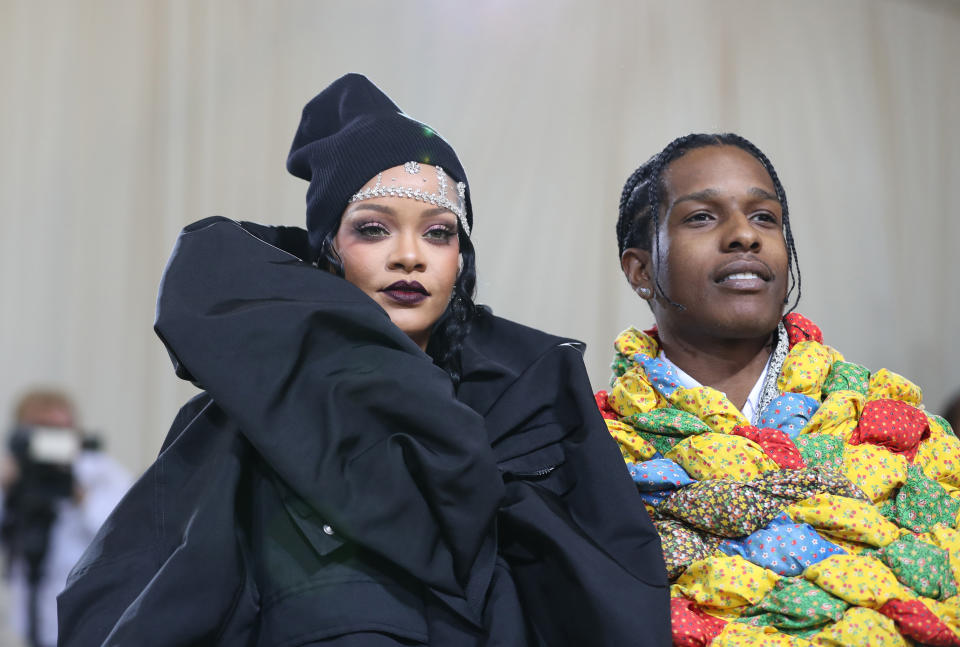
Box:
[637,286,652,298]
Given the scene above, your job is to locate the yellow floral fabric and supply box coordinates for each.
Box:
[923,527,960,587]
[605,419,657,462]
[800,390,864,440]
[608,366,670,416]
[841,444,908,503]
[785,493,904,548]
[776,341,836,400]
[666,433,780,482]
[673,556,779,610]
[713,622,813,646]
[916,416,960,488]
[612,326,659,363]
[668,387,751,435]
[868,368,923,406]
[810,607,910,646]
[803,555,911,607]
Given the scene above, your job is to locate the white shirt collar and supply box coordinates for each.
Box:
[659,350,772,424]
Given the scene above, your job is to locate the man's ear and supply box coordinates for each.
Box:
[621,247,654,300]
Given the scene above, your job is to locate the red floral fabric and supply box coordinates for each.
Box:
[877,598,960,646]
[594,390,618,420]
[671,596,727,647]
[733,425,806,470]
[852,399,931,462]
[783,312,823,347]
[643,325,659,343]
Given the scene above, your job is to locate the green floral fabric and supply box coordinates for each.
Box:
[625,408,712,437]
[878,533,957,600]
[794,434,846,474]
[822,361,870,396]
[738,577,848,633]
[889,465,960,533]
[639,430,680,455]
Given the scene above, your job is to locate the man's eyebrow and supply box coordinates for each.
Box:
[672,189,719,204]
[748,187,780,201]
[671,187,779,205]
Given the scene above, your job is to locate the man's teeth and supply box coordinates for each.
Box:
[724,272,760,281]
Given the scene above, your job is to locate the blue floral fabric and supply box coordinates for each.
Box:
[717,512,846,576]
[627,458,695,491]
[634,353,684,398]
[757,393,821,438]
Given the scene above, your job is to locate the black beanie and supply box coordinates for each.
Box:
[287,73,472,260]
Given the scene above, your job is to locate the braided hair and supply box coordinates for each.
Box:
[616,133,801,312]
[319,228,480,387]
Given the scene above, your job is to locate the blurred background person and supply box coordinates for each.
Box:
[0,389,131,647]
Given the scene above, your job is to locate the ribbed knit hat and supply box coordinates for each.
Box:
[287,73,471,260]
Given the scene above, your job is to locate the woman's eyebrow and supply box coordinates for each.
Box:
[421,207,453,218]
[348,205,453,219]
[349,203,395,215]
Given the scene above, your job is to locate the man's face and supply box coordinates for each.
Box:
[19,403,74,429]
[647,145,789,343]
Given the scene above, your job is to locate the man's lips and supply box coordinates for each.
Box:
[380,281,429,305]
[713,259,773,284]
[712,259,774,291]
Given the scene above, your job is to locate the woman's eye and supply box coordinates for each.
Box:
[424,225,456,242]
[356,222,389,238]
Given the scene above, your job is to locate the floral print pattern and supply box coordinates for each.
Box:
[599,314,960,645]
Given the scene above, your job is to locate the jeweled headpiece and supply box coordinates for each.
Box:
[349,163,470,236]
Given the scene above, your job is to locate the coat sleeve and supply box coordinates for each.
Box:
[153,217,503,598]
[57,395,259,647]
[490,343,671,646]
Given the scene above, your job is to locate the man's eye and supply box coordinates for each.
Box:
[686,212,712,223]
[752,212,779,224]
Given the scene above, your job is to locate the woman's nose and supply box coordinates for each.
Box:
[387,233,426,271]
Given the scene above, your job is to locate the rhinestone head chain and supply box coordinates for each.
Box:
[348,163,470,236]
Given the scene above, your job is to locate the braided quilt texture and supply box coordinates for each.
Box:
[602,313,960,646]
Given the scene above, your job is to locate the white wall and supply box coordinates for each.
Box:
[2,0,958,474]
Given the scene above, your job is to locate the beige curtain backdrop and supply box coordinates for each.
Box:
[1,0,958,474]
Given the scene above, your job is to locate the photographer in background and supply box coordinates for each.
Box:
[0,389,130,647]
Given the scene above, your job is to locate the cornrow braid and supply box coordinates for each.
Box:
[615,133,802,313]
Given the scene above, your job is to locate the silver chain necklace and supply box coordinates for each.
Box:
[753,321,789,426]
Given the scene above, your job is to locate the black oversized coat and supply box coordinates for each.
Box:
[57,218,669,646]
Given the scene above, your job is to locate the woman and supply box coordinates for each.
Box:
[57,75,669,646]
[605,133,960,645]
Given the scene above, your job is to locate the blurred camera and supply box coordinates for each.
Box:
[1,426,99,578]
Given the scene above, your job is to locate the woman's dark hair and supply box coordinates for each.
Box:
[615,133,801,312]
[318,228,479,386]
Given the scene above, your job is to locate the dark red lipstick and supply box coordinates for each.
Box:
[380,281,429,305]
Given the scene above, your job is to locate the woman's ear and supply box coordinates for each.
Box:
[621,248,654,300]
